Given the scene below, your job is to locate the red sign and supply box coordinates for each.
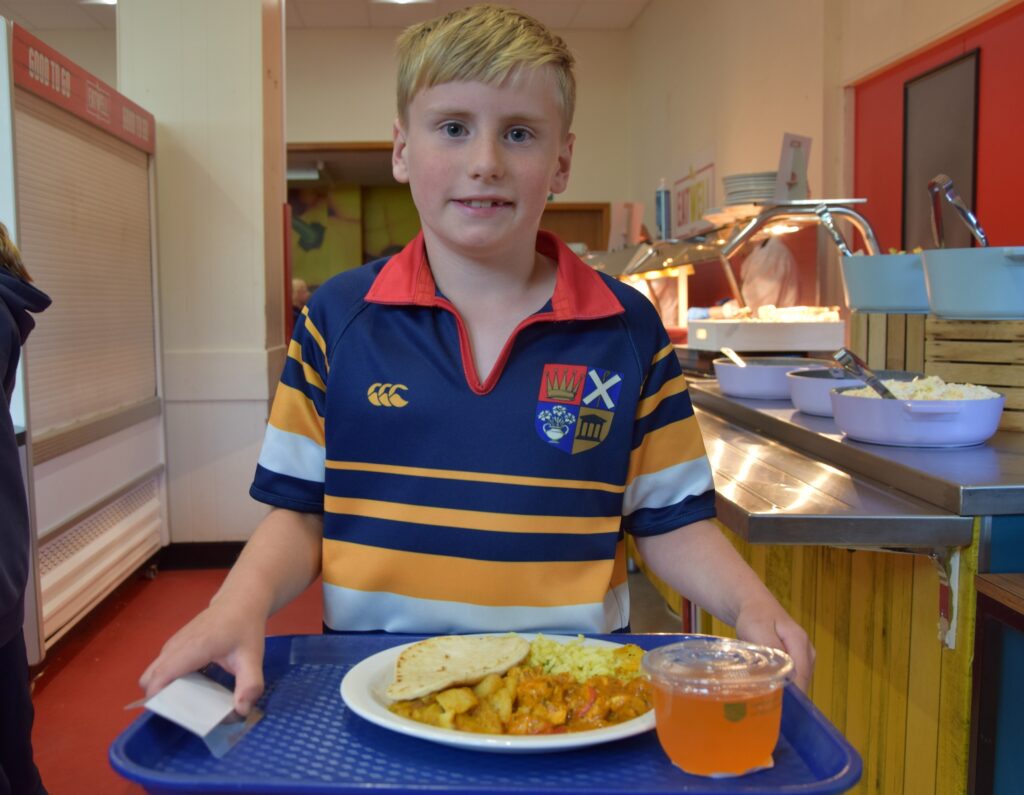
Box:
[11,24,155,154]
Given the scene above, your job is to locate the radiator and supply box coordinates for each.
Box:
[38,477,163,645]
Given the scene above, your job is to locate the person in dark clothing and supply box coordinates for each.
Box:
[0,221,50,795]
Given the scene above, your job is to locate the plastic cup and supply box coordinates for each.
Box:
[642,637,793,777]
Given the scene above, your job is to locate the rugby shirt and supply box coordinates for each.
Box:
[251,230,716,633]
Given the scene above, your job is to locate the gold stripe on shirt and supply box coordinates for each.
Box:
[636,373,689,420]
[626,414,707,482]
[325,460,625,493]
[652,343,674,364]
[299,307,328,366]
[288,339,326,392]
[322,540,615,607]
[324,496,619,536]
[269,382,325,446]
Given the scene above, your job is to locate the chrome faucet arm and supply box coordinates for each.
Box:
[825,206,881,256]
[721,204,880,259]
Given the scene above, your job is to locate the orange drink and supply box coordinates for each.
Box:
[642,638,793,777]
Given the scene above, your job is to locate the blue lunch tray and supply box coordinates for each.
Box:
[110,634,862,794]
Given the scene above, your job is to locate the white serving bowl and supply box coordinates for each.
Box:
[922,246,1024,319]
[840,253,929,314]
[830,387,1005,447]
[786,368,863,416]
[786,368,924,417]
[713,357,831,400]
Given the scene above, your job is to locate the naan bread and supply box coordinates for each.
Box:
[385,635,531,701]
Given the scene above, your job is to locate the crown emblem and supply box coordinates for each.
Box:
[545,368,583,402]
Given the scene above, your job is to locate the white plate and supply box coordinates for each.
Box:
[339,634,655,753]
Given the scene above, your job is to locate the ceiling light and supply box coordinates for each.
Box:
[80,0,117,6]
[287,167,320,182]
[372,0,436,5]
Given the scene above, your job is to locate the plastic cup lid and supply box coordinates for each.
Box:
[642,636,794,691]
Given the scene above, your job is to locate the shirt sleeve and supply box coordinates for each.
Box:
[249,306,328,513]
[621,336,716,536]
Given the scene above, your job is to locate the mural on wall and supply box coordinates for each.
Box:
[288,183,421,288]
[288,184,362,288]
[361,185,421,263]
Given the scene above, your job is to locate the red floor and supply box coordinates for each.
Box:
[29,568,323,794]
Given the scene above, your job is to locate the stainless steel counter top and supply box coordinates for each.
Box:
[694,407,972,547]
[689,380,1024,517]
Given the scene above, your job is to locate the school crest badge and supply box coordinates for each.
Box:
[535,363,623,454]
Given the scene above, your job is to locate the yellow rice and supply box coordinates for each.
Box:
[526,634,644,682]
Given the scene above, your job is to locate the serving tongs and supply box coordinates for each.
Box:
[928,173,989,248]
[831,347,897,399]
[814,204,854,257]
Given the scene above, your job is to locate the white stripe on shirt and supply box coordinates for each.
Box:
[322,581,632,634]
[258,424,326,483]
[622,456,714,515]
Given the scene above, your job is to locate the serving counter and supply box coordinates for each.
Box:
[631,371,1024,795]
[689,381,1024,519]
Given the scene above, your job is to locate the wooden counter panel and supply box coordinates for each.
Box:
[926,318,1024,432]
[975,572,1024,615]
[634,519,983,795]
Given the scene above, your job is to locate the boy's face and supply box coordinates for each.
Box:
[392,66,574,263]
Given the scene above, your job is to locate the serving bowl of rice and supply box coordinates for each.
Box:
[830,375,1005,447]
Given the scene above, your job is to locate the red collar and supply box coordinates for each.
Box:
[365,230,624,320]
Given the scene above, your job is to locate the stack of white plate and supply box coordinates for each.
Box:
[722,171,777,206]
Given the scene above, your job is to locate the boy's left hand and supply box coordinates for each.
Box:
[734,600,815,691]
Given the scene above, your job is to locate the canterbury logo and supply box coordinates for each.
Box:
[367,383,409,407]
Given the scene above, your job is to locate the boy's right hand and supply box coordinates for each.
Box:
[139,600,267,716]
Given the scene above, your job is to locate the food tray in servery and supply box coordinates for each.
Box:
[110,634,861,795]
[687,320,846,352]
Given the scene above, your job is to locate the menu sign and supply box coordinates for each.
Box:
[11,24,155,154]
[672,161,715,238]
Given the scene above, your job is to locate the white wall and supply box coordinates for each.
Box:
[838,0,1014,83]
[626,0,826,232]
[117,0,285,542]
[285,27,633,203]
[29,29,116,86]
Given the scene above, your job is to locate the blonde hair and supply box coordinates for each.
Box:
[0,221,30,282]
[396,4,576,131]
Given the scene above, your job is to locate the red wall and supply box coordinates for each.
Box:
[854,3,1024,250]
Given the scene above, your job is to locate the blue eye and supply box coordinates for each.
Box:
[442,122,466,137]
[507,127,533,143]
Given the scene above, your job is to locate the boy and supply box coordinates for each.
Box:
[141,4,813,714]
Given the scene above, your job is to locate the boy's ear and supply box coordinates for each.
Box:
[548,132,575,195]
[392,118,410,184]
